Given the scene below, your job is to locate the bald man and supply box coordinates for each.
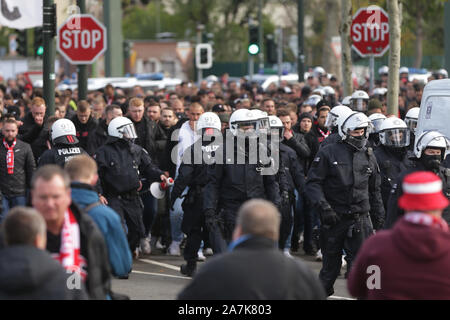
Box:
[178,199,326,300]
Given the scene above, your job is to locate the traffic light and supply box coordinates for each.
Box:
[16,30,27,57]
[196,43,212,69]
[266,35,277,64]
[123,40,132,58]
[34,27,43,57]
[248,25,259,55]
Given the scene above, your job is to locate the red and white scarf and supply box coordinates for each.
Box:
[404,212,449,232]
[3,138,16,175]
[53,209,88,281]
[317,127,330,143]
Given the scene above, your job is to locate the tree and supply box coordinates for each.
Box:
[321,0,341,78]
[387,0,401,116]
[340,0,353,96]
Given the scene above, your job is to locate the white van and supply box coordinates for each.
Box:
[416,79,450,140]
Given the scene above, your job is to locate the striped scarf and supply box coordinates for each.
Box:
[3,138,16,175]
[404,212,449,232]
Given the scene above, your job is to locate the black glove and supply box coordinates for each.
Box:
[320,207,340,226]
[204,209,217,231]
[371,215,385,231]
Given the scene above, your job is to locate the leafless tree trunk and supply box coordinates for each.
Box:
[340,0,353,96]
[322,0,341,78]
[413,7,424,68]
[387,0,402,116]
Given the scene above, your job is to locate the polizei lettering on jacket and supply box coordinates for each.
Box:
[57,147,81,156]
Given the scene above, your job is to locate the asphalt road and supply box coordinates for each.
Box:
[111,246,354,300]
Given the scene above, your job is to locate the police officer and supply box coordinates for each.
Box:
[94,116,168,256]
[269,116,306,253]
[385,130,450,228]
[203,109,281,249]
[404,107,420,151]
[306,111,385,297]
[38,119,85,167]
[374,117,410,210]
[320,105,353,148]
[349,90,370,113]
[367,113,386,148]
[170,112,222,276]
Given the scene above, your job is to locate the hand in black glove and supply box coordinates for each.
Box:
[320,207,340,226]
[371,216,385,231]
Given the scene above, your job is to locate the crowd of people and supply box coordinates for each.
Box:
[0,64,450,300]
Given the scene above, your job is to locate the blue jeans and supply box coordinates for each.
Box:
[0,195,27,223]
[170,186,188,243]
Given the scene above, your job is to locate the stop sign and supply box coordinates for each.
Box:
[351,7,389,57]
[57,14,107,64]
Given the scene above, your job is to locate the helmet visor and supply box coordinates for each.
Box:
[382,128,410,147]
[371,118,385,133]
[325,112,337,129]
[118,123,138,140]
[405,118,418,132]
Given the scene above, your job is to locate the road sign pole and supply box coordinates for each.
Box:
[43,0,55,116]
[369,54,375,93]
[249,54,254,82]
[104,0,123,77]
[77,0,87,101]
[196,25,204,84]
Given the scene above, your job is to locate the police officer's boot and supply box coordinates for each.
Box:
[180,260,197,277]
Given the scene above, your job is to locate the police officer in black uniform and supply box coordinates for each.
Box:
[269,116,306,251]
[385,130,450,228]
[94,116,168,256]
[203,109,281,250]
[38,119,85,167]
[170,112,223,276]
[374,117,410,210]
[306,111,385,297]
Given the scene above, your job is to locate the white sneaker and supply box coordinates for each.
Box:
[203,247,214,256]
[155,239,164,250]
[140,238,151,255]
[341,255,347,268]
[299,233,304,244]
[168,241,181,256]
[283,249,294,258]
[197,250,206,261]
[315,249,323,261]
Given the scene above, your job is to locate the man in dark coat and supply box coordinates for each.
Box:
[0,206,88,300]
[70,100,98,151]
[177,199,326,300]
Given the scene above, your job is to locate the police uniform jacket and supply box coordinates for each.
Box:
[38,143,86,167]
[306,140,385,223]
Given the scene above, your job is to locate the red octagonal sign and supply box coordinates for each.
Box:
[351,7,389,58]
[57,14,107,64]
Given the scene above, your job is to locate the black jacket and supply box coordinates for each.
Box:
[38,144,86,167]
[45,203,113,300]
[177,236,326,300]
[0,139,35,196]
[279,143,306,194]
[374,146,409,210]
[94,138,164,197]
[306,141,385,225]
[86,119,108,156]
[385,159,450,228]
[320,132,341,149]
[0,245,88,300]
[162,118,189,176]
[19,112,47,157]
[129,116,159,160]
[282,131,311,160]
[203,137,281,212]
[71,115,98,151]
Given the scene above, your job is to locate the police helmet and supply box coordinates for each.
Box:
[341,95,352,107]
[378,65,389,76]
[414,131,450,160]
[350,90,370,112]
[313,66,326,78]
[303,94,322,107]
[368,113,387,134]
[229,108,268,137]
[404,107,420,133]
[51,119,79,145]
[338,111,370,140]
[108,116,138,140]
[379,117,410,148]
[324,105,352,130]
[197,112,221,133]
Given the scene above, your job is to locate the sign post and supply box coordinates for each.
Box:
[351,6,389,93]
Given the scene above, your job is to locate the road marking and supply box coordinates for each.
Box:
[328,295,355,300]
[132,270,191,280]
[138,258,181,271]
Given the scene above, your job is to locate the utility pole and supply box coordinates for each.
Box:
[277,27,283,85]
[297,0,305,82]
[258,0,264,72]
[104,0,124,77]
[77,0,87,101]
[445,2,450,73]
[43,0,56,116]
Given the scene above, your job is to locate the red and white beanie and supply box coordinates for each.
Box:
[398,171,449,211]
